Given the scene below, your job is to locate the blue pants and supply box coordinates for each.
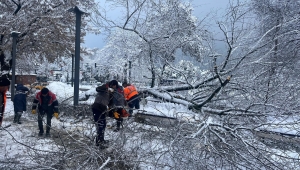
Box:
[38,108,53,133]
[92,107,106,142]
[127,97,140,115]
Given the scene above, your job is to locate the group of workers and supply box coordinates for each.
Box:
[0,77,59,137]
[0,76,140,149]
[91,80,140,148]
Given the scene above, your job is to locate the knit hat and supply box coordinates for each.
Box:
[41,88,49,94]
[109,80,119,87]
[122,82,128,87]
[0,77,10,86]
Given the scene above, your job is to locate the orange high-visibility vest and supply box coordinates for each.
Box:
[123,85,138,101]
[0,91,7,126]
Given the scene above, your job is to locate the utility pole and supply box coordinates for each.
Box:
[71,54,74,87]
[68,6,87,106]
[127,54,132,83]
[11,31,20,101]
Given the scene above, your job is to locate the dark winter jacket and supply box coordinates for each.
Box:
[92,84,110,112]
[110,86,126,108]
[13,84,29,112]
[32,90,59,113]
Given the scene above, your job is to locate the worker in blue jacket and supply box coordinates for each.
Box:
[13,84,29,124]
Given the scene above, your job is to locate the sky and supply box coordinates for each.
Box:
[83,0,230,50]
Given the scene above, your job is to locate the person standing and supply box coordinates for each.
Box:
[13,84,29,124]
[108,80,126,132]
[122,82,140,116]
[0,76,10,127]
[91,82,112,148]
[31,88,59,137]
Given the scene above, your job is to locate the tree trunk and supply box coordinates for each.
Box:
[149,47,155,88]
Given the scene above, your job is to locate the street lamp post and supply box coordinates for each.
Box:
[11,31,20,101]
[71,54,74,87]
[68,6,87,106]
[34,63,39,74]
[128,60,132,84]
[94,63,100,82]
[209,53,221,74]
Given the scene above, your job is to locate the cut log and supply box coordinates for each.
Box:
[134,110,178,127]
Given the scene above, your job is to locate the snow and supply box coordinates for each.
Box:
[1,81,299,169]
[0,81,197,168]
[0,98,60,168]
[259,115,300,136]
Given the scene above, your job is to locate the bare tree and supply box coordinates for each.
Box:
[251,0,300,104]
[1,0,300,169]
[119,0,300,169]
[0,0,96,76]
[91,0,206,87]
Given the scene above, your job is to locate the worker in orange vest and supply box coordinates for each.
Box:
[0,76,10,127]
[122,82,140,117]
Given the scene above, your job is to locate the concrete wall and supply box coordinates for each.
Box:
[15,75,36,85]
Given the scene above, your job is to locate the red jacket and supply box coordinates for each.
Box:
[32,91,59,113]
[35,91,57,106]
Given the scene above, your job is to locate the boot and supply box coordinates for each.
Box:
[114,119,122,132]
[38,126,44,136]
[96,137,109,145]
[96,132,104,145]
[129,109,133,117]
[45,132,51,137]
[17,115,22,124]
[16,112,22,124]
[38,119,44,136]
[45,127,50,137]
[97,140,109,149]
[38,130,44,136]
[13,114,17,123]
[96,132,109,149]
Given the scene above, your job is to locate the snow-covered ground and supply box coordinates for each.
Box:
[0,81,198,169]
[1,81,299,169]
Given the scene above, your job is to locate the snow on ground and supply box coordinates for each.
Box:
[0,99,60,168]
[259,115,300,135]
[1,81,300,169]
[0,81,199,169]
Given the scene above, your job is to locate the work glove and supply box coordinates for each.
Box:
[113,112,120,119]
[108,88,114,92]
[32,110,36,114]
[53,112,59,119]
